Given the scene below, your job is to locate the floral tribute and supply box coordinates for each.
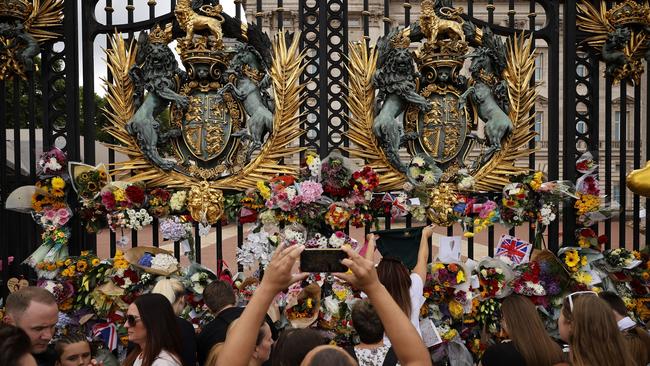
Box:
[9,144,650,365]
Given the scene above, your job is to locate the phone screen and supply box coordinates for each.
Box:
[299,248,348,273]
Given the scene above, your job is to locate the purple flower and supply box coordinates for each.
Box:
[138,253,153,267]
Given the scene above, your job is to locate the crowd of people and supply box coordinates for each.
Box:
[2,227,649,366]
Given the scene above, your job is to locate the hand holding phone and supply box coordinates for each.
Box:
[299,248,348,273]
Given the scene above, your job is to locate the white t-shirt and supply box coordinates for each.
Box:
[408,273,426,336]
[133,350,182,366]
[383,273,426,345]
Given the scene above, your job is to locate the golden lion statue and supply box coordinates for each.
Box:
[420,0,465,43]
[175,0,225,46]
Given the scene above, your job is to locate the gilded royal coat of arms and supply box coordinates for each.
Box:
[347,0,538,202]
[103,0,305,224]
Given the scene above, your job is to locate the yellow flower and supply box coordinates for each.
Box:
[56,260,64,268]
[580,255,587,267]
[257,181,271,200]
[464,232,474,238]
[77,260,88,273]
[642,271,649,281]
[449,300,464,319]
[456,270,465,284]
[565,250,580,268]
[578,237,590,248]
[334,289,347,301]
[113,189,125,202]
[306,298,313,309]
[46,263,56,271]
[81,250,89,256]
[92,258,100,267]
[51,177,65,189]
[433,263,445,271]
[51,188,65,197]
[64,258,72,266]
[572,271,592,285]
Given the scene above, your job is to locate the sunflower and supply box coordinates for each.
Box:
[79,172,90,181]
[91,258,100,267]
[51,188,65,197]
[99,170,107,179]
[76,260,88,272]
[86,181,98,192]
[565,250,580,268]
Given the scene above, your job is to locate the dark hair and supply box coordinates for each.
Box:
[203,280,236,313]
[304,346,357,366]
[271,328,326,366]
[598,291,628,317]
[6,287,56,318]
[124,293,183,366]
[500,295,563,366]
[377,257,412,317]
[351,300,384,344]
[54,332,90,359]
[0,324,33,366]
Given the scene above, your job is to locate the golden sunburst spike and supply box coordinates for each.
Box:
[344,40,406,191]
[471,32,537,192]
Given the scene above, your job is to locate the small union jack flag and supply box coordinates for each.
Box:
[495,235,531,264]
[93,322,118,351]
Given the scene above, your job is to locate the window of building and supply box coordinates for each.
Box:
[535,112,543,141]
[534,54,543,82]
[613,186,621,203]
[614,111,623,141]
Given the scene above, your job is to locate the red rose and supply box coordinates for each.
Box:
[125,185,145,205]
[598,235,608,245]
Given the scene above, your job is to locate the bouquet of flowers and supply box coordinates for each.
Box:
[324,202,351,229]
[500,183,529,227]
[407,155,442,187]
[237,230,276,270]
[285,282,321,328]
[431,262,466,288]
[350,166,379,193]
[77,200,108,233]
[319,280,355,332]
[576,228,607,250]
[476,258,513,299]
[38,147,67,177]
[125,247,178,276]
[320,153,352,198]
[160,216,193,242]
[70,162,109,200]
[576,151,598,174]
[170,190,188,212]
[604,248,641,269]
[147,188,172,218]
[560,248,588,273]
[511,261,546,297]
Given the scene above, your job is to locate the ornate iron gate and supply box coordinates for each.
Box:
[1,0,648,299]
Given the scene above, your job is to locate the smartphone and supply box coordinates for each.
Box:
[300,248,348,273]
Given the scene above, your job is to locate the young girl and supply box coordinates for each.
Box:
[54,333,92,366]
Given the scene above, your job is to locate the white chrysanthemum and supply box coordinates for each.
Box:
[422,171,436,185]
[170,191,188,212]
[151,254,178,270]
[411,156,426,166]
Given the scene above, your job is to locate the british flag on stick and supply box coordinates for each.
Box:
[495,235,532,264]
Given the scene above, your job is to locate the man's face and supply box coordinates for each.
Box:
[5,301,59,354]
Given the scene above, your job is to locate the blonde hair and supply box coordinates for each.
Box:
[501,295,564,366]
[152,278,185,306]
[562,295,636,366]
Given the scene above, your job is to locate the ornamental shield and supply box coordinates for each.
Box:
[182,91,232,162]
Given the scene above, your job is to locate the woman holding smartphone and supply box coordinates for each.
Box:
[365,224,435,338]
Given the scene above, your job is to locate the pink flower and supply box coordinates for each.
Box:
[101,191,116,211]
[44,208,57,222]
[299,181,323,204]
[57,208,71,225]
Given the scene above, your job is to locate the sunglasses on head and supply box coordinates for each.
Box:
[567,290,598,311]
[125,314,140,325]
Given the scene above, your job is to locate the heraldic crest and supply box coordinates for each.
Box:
[103,0,305,225]
[347,0,538,221]
[0,0,63,80]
